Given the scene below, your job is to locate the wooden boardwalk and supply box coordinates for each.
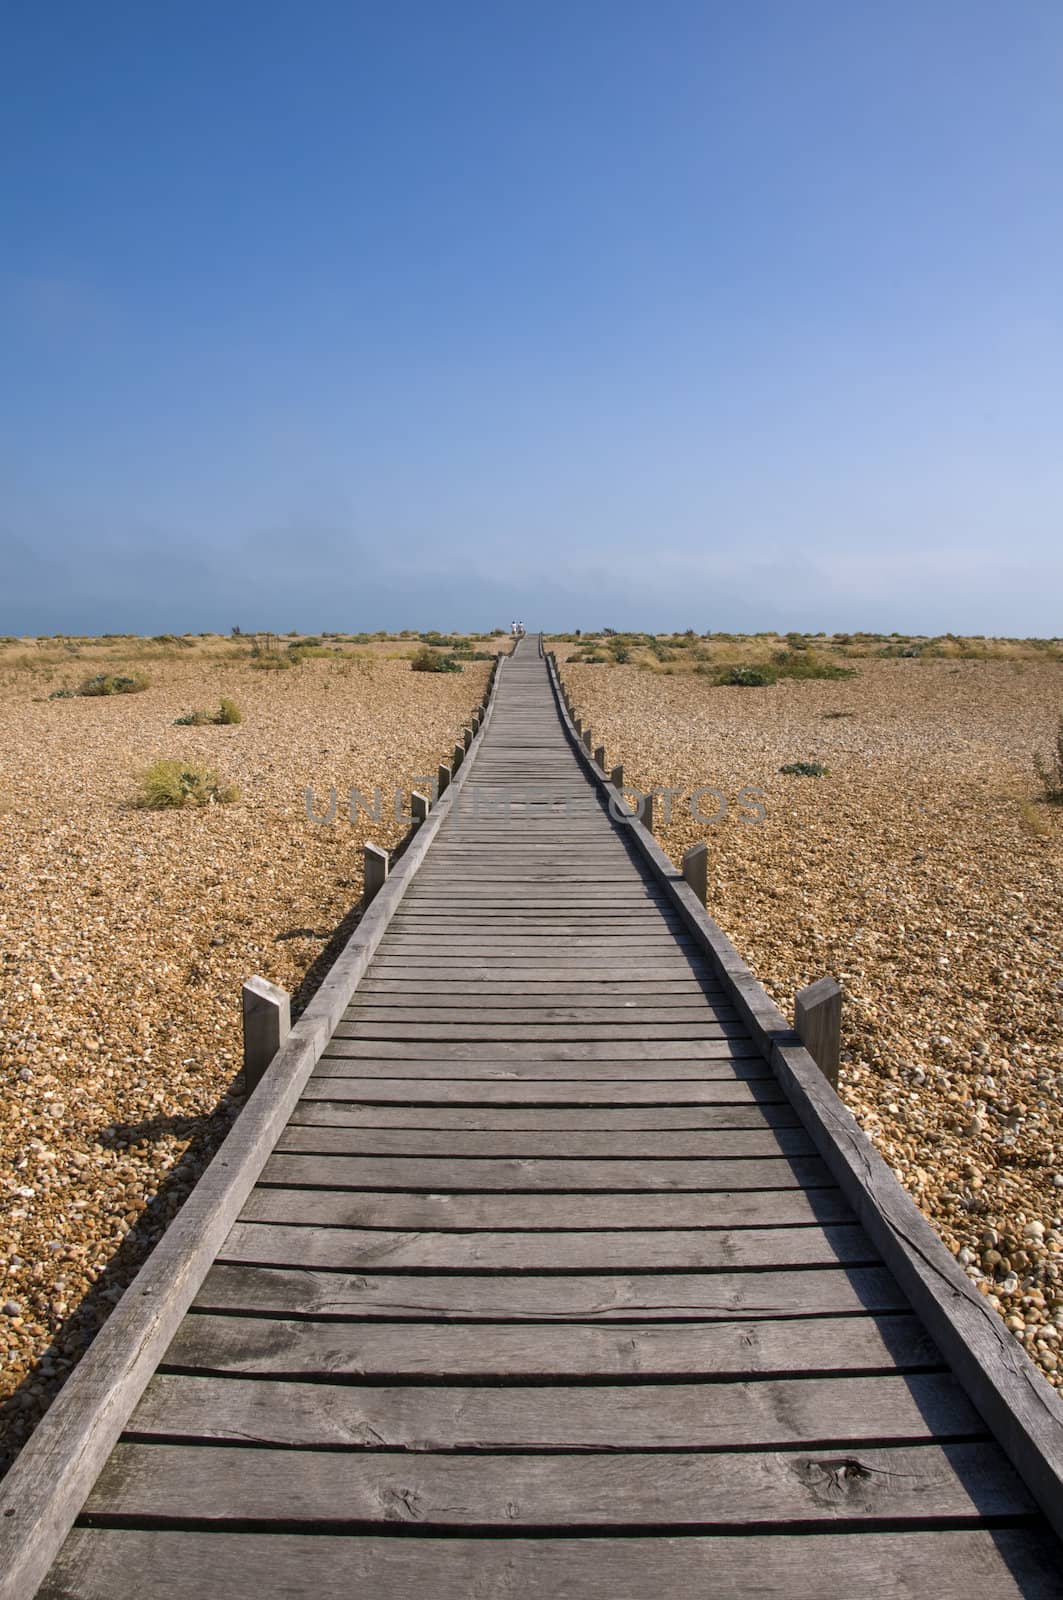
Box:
[5,635,1063,1597]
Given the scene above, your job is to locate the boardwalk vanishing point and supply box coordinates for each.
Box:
[2,633,1063,1597]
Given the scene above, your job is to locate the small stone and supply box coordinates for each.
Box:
[2,1301,21,1318]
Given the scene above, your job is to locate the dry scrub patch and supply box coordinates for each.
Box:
[0,646,490,1470]
[563,657,1063,1385]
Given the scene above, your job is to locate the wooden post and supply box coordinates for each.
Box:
[795,976,842,1089]
[582,726,592,751]
[574,717,583,739]
[411,790,430,825]
[610,763,624,790]
[242,976,291,1094]
[437,762,451,796]
[463,725,473,750]
[594,744,606,769]
[682,842,708,905]
[452,742,464,771]
[642,790,654,833]
[363,841,389,904]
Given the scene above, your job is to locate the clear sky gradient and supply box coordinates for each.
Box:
[3,1,1061,635]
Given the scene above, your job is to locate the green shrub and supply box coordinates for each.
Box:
[47,687,78,700]
[138,760,239,808]
[410,646,463,673]
[1034,716,1063,802]
[780,761,830,777]
[79,672,150,696]
[250,650,292,670]
[173,698,243,727]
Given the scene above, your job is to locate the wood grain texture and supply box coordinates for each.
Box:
[272,1124,817,1158]
[218,1221,875,1272]
[257,1152,835,1191]
[162,1311,940,1379]
[126,1372,983,1450]
[239,1185,853,1231]
[194,1263,909,1320]
[85,1440,1030,1526]
[284,1101,802,1130]
[43,1529,1063,1600]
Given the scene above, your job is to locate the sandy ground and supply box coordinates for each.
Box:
[0,641,492,1470]
[561,655,1063,1386]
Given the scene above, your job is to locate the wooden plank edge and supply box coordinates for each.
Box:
[544,648,1063,1547]
[0,660,507,1600]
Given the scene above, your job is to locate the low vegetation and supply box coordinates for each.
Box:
[550,630,1063,677]
[779,760,830,777]
[173,698,243,726]
[410,646,463,673]
[76,672,151,697]
[137,759,239,809]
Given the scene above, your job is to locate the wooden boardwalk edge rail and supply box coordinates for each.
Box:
[0,660,508,1600]
[544,643,1063,1544]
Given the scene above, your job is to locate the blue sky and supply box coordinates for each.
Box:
[3,1,1062,635]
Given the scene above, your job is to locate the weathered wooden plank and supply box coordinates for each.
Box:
[285,1102,802,1130]
[274,1125,817,1159]
[300,1080,783,1106]
[163,1309,938,1379]
[220,1221,873,1272]
[365,962,712,979]
[343,1004,740,1025]
[125,1372,983,1450]
[308,1059,773,1082]
[332,1026,748,1047]
[357,980,725,998]
[371,934,697,940]
[45,1528,1063,1600]
[258,1152,833,1190]
[194,1263,906,1320]
[240,1186,852,1232]
[320,1038,756,1060]
[85,1440,1029,1527]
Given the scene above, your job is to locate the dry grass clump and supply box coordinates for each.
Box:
[137,760,239,809]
